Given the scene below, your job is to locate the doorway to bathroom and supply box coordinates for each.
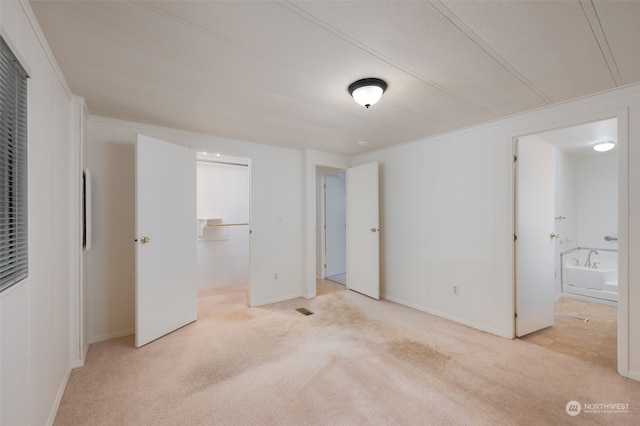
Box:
[515,117,619,370]
[196,152,251,306]
[316,166,347,295]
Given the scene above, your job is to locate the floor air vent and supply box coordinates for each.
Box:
[296,308,314,316]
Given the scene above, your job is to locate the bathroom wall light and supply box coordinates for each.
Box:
[593,141,615,152]
[348,78,387,108]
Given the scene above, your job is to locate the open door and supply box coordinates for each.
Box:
[347,162,380,299]
[515,137,556,337]
[135,134,197,347]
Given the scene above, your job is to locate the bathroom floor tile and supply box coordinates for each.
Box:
[520,298,617,370]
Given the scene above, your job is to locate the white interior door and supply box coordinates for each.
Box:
[347,162,380,299]
[136,134,197,347]
[515,137,556,337]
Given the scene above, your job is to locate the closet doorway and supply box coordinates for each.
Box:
[316,167,347,293]
[196,153,251,303]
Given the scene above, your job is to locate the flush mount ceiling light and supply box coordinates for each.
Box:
[593,140,615,152]
[348,78,387,108]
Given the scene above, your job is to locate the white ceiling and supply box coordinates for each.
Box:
[30,1,640,155]
[534,118,618,158]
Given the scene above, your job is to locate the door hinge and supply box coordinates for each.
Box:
[514,234,517,241]
[515,312,518,318]
[513,155,518,162]
[324,264,327,269]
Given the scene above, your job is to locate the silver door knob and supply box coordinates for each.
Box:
[140,236,151,244]
[370,228,379,232]
[550,232,560,239]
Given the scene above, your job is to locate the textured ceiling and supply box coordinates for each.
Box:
[30,0,640,155]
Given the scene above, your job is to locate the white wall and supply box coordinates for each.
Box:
[350,84,640,380]
[0,2,81,424]
[576,154,618,249]
[354,126,514,337]
[554,148,578,295]
[196,162,249,290]
[87,116,304,342]
[552,145,618,296]
[325,173,346,277]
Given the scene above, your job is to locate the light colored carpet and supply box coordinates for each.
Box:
[55,288,640,425]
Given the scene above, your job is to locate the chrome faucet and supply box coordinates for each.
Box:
[585,249,599,267]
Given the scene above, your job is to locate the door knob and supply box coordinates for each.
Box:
[370,227,379,232]
[550,232,560,239]
[140,236,151,244]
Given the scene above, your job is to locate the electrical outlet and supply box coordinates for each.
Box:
[452,285,459,296]
[274,273,278,280]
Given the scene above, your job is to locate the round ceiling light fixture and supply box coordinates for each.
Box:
[593,140,615,152]
[348,78,387,108]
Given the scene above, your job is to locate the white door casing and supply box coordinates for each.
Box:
[515,137,556,337]
[135,134,197,347]
[347,162,380,299]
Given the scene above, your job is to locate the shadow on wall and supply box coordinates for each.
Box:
[87,140,136,340]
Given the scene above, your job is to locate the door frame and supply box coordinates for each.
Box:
[318,175,327,280]
[510,108,629,376]
[320,172,347,280]
[315,167,347,281]
[195,155,252,298]
[304,153,351,298]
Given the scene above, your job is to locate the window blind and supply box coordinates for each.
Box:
[0,37,28,292]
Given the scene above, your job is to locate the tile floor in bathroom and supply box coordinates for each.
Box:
[520,297,617,370]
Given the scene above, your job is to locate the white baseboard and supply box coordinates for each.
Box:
[89,328,135,344]
[46,365,72,426]
[384,295,512,339]
[626,369,640,382]
[560,292,617,307]
[251,292,302,307]
[70,359,84,369]
[70,342,90,369]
